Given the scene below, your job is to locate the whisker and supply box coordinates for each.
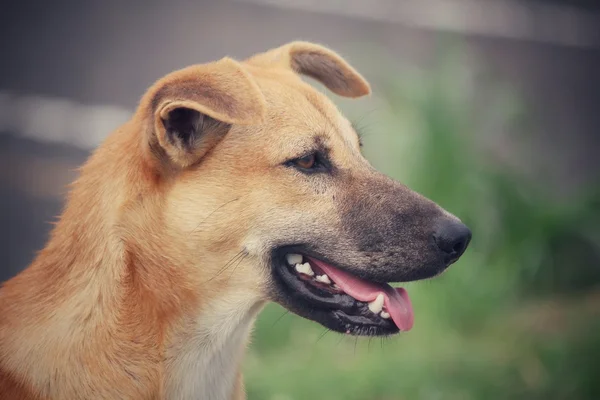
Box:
[204,250,245,283]
[351,107,380,131]
[315,329,330,345]
[271,310,290,328]
[225,252,248,282]
[335,334,345,348]
[350,107,381,144]
[190,197,241,236]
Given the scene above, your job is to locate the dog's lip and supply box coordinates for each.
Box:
[273,254,399,335]
[272,246,414,333]
[306,256,414,332]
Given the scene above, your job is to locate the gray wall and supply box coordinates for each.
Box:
[1,0,599,281]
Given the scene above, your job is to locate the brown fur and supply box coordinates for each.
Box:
[0,42,374,400]
[0,41,458,399]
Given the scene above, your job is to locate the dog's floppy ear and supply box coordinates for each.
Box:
[146,57,266,168]
[246,41,370,98]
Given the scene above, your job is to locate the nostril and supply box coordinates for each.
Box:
[433,220,472,261]
[451,236,468,255]
[452,242,463,254]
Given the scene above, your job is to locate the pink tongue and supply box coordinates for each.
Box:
[308,258,414,331]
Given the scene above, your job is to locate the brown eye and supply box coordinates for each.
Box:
[295,154,316,169]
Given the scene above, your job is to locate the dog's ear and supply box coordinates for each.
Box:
[146,57,266,168]
[246,41,370,98]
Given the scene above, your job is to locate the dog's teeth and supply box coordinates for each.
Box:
[380,311,390,319]
[368,293,384,314]
[301,263,315,276]
[315,274,331,284]
[332,283,341,290]
[295,262,314,276]
[286,253,303,265]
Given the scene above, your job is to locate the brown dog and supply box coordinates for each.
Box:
[0,42,471,399]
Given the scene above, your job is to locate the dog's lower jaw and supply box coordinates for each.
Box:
[163,292,265,400]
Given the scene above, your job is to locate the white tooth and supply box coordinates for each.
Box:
[315,274,331,284]
[332,283,341,290]
[368,293,384,314]
[302,262,315,276]
[295,262,314,276]
[380,311,390,319]
[286,253,303,265]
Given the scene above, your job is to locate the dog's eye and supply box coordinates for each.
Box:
[285,152,330,174]
[294,154,316,169]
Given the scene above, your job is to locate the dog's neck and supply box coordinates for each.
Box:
[163,291,264,399]
[0,122,262,399]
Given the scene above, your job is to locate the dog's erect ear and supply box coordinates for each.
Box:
[146,57,266,168]
[246,41,370,98]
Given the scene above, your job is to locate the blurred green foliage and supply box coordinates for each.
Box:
[244,46,600,400]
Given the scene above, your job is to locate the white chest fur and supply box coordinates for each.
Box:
[164,293,264,400]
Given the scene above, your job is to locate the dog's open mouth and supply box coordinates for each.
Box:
[273,251,414,336]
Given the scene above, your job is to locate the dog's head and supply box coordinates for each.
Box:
[133,42,471,336]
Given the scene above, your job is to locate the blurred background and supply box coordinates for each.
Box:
[1,0,599,399]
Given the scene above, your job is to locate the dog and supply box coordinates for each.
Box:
[0,41,471,399]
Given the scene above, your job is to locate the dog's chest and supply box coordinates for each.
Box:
[163,297,262,400]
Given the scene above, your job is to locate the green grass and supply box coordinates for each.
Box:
[246,290,600,400]
[243,44,600,400]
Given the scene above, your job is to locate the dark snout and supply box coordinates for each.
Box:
[331,172,473,283]
[433,219,471,264]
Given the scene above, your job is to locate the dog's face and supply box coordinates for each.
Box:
[138,42,470,336]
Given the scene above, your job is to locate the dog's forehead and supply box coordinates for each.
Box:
[247,69,360,150]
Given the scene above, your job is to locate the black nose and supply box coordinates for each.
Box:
[433,219,471,263]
